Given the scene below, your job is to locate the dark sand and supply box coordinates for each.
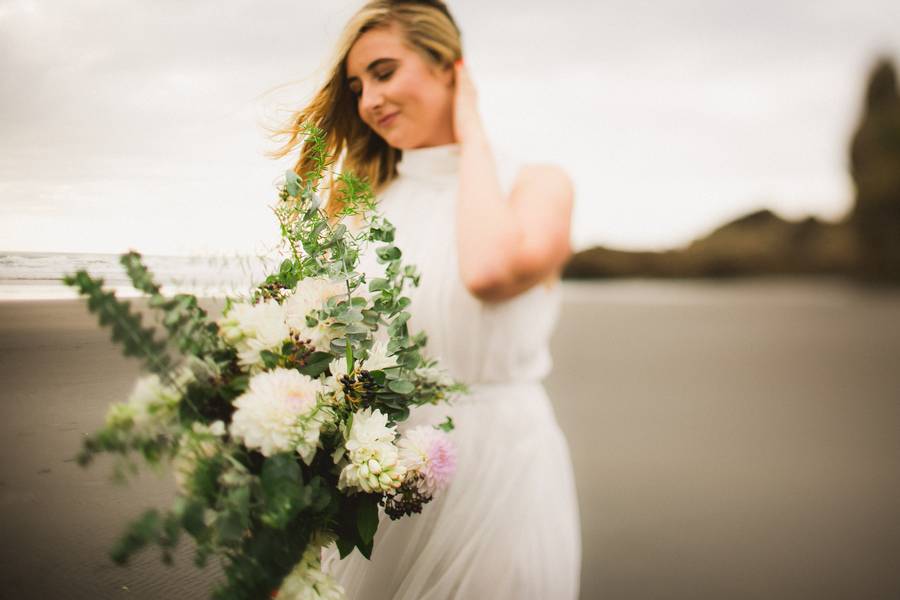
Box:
[1,279,899,599]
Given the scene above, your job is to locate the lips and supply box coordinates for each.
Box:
[377,112,399,127]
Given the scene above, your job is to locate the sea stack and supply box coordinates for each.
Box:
[849,57,900,281]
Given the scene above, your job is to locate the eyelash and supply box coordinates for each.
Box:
[350,70,395,97]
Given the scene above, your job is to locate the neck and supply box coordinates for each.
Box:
[410,120,456,149]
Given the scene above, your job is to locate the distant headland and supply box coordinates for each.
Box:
[564,57,900,284]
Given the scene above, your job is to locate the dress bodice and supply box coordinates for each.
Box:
[355,143,562,385]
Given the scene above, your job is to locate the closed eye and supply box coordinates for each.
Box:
[347,58,399,98]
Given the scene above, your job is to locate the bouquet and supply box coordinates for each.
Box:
[63,124,464,599]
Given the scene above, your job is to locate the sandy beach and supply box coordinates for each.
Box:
[1,279,899,599]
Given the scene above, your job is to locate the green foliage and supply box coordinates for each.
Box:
[121,251,227,358]
[61,270,173,377]
[260,453,304,529]
[333,492,381,560]
[436,416,455,432]
[110,508,182,566]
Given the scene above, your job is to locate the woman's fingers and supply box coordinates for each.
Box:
[452,59,483,143]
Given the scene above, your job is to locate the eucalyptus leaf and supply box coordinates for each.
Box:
[375,245,401,262]
[368,278,390,292]
[285,170,301,197]
[387,379,415,395]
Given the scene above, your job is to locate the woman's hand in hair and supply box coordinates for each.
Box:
[452,60,484,145]
[452,58,574,303]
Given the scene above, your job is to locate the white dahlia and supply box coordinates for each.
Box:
[218,300,291,371]
[283,277,345,351]
[229,368,329,464]
[337,408,405,494]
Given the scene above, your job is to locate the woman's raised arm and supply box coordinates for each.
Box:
[452,61,574,303]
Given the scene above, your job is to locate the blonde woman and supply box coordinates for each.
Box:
[272,1,581,597]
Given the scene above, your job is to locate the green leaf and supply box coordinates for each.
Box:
[260,350,279,369]
[180,500,206,537]
[110,509,161,565]
[357,536,374,560]
[368,278,389,292]
[260,454,304,529]
[297,351,334,378]
[285,170,301,197]
[403,351,423,370]
[356,495,379,545]
[215,510,245,545]
[375,245,401,262]
[336,536,356,559]
[345,343,354,374]
[344,322,369,335]
[435,416,455,433]
[387,379,414,395]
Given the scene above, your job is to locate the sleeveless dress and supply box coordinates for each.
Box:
[321,143,582,599]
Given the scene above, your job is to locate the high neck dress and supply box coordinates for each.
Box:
[321,143,582,600]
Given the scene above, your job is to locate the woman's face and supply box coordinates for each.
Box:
[345,23,456,149]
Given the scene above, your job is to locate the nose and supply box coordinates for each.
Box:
[359,84,384,120]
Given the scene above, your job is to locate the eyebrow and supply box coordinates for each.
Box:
[346,58,398,83]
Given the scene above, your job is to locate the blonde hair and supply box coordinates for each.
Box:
[268,1,462,216]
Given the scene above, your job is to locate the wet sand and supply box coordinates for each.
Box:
[1,279,899,599]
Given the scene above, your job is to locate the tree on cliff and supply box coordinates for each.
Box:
[850,57,900,281]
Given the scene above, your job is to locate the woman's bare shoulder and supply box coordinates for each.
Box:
[513,163,574,202]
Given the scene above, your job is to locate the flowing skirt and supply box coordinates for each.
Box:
[321,381,582,599]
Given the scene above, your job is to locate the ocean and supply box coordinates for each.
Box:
[0,250,280,301]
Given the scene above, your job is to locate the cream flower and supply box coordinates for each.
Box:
[283,277,345,324]
[362,341,398,372]
[105,373,181,431]
[413,365,455,388]
[274,539,345,600]
[324,356,350,396]
[283,277,345,352]
[337,408,405,494]
[229,368,329,464]
[218,300,291,371]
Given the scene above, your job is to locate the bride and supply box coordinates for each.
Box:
[271,1,581,597]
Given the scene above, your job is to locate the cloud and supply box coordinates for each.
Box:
[1,0,898,253]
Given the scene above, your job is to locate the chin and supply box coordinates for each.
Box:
[378,123,425,150]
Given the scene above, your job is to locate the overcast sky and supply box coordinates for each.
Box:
[1,0,898,256]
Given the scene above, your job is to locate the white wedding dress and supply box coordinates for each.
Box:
[321,143,581,599]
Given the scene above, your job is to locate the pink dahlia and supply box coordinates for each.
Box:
[397,426,457,497]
